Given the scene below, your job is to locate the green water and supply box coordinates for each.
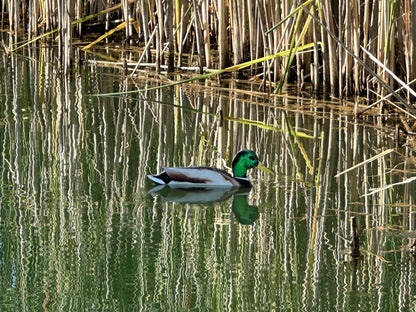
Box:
[1,53,416,311]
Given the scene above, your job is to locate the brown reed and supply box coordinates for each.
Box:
[2,0,416,102]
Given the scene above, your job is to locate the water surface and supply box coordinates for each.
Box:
[0,52,416,311]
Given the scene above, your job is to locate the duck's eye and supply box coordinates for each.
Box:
[249,156,256,160]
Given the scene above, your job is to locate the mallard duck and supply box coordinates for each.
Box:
[147,150,261,188]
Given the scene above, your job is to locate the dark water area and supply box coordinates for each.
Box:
[1,51,416,311]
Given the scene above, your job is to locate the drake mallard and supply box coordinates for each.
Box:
[147,150,261,188]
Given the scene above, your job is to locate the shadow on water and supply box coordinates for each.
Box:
[1,52,416,311]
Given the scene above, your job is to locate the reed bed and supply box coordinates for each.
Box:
[1,52,416,310]
[2,0,416,101]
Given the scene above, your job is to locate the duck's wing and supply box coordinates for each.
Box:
[161,167,239,187]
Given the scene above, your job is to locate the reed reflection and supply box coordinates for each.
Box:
[1,54,416,311]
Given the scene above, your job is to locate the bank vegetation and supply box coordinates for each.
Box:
[1,1,416,108]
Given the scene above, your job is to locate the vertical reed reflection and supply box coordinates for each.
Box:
[0,54,416,311]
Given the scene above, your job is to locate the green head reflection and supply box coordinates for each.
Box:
[231,194,259,225]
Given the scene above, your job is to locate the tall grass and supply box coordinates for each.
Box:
[2,0,416,100]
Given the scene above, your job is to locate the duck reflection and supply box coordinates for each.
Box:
[231,193,259,225]
[148,186,259,225]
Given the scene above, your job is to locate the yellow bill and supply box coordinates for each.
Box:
[257,162,274,174]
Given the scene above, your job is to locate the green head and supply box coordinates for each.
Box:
[232,150,259,178]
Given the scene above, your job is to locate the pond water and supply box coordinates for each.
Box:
[1,51,416,311]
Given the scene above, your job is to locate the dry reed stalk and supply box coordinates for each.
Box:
[257,0,270,85]
[402,1,416,100]
[122,0,132,43]
[177,1,185,67]
[297,2,314,89]
[3,0,416,103]
[411,2,416,92]
[201,0,211,68]
[28,0,38,38]
[247,0,254,73]
[310,1,319,92]
[44,0,54,31]
[218,0,229,69]
[321,1,338,95]
[230,0,240,66]
[351,0,360,94]
[386,1,398,90]
[362,0,371,91]
[75,0,82,36]
[139,0,152,63]
[271,2,282,84]
[191,0,205,72]
[240,0,248,61]
[1,1,4,31]
[8,0,19,42]
[82,19,135,51]
[377,0,387,97]
[131,25,158,76]
[104,0,111,32]
[167,0,174,72]
[156,0,163,73]
[57,0,73,73]
[175,0,181,50]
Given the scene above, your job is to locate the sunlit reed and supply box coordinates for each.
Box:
[2,1,416,100]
